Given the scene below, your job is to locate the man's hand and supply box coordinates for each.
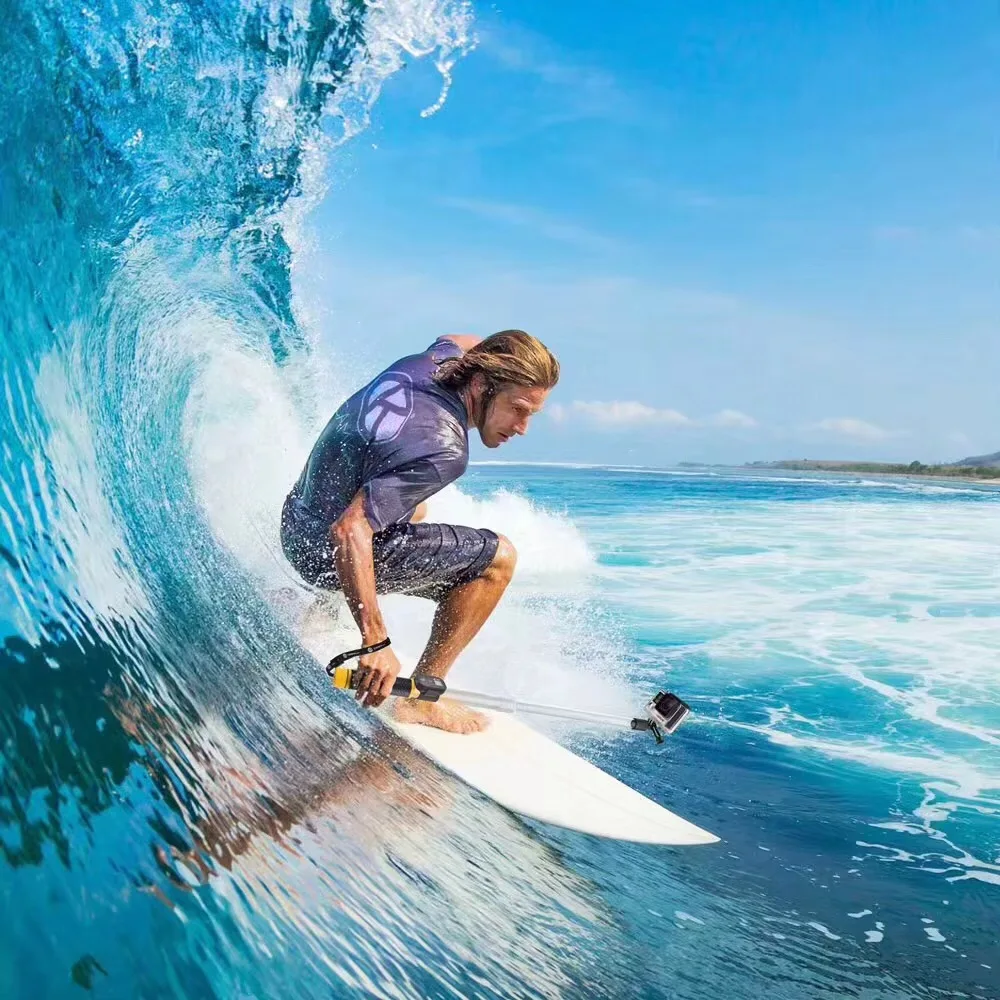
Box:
[331,490,397,707]
[354,644,403,708]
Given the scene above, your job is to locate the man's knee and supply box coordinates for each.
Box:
[486,534,517,586]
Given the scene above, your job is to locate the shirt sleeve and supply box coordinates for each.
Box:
[362,455,451,532]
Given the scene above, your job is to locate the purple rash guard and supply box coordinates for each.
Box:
[280,338,499,598]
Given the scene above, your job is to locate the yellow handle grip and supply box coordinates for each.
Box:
[329,667,446,701]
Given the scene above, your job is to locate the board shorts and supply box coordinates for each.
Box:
[280,498,500,602]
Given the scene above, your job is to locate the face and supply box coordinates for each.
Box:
[472,379,550,448]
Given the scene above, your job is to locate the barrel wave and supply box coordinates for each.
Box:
[0,3,638,997]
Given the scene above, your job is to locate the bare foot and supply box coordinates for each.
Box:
[392,697,489,734]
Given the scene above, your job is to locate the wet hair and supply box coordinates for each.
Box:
[433,330,560,397]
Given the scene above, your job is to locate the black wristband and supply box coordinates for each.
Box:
[325,637,391,676]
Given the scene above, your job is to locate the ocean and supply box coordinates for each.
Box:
[1,1,998,997]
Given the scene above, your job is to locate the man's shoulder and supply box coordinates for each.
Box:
[352,363,465,452]
[380,337,459,381]
[375,334,476,382]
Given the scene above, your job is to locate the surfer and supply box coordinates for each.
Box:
[281,330,559,733]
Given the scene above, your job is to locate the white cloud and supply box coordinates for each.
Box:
[549,400,692,428]
[710,409,757,429]
[438,196,619,253]
[619,175,727,211]
[479,22,633,125]
[549,401,758,432]
[813,417,895,442]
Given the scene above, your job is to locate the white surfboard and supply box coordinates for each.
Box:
[388,708,718,846]
[290,600,716,846]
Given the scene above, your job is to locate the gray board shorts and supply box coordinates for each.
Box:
[281,498,500,602]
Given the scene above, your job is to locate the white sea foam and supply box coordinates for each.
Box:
[426,484,593,578]
[184,329,327,590]
[27,350,153,635]
[587,495,1000,829]
[808,921,841,941]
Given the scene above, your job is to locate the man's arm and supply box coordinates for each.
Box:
[441,334,480,352]
[329,490,402,707]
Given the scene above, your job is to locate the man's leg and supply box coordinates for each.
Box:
[416,534,517,678]
[393,536,517,733]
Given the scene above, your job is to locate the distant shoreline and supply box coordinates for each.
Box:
[741,461,1000,486]
[470,460,1000,486]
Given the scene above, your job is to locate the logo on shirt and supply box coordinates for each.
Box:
[359,372,414,443]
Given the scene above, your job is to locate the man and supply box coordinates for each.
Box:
[281,330,560,733]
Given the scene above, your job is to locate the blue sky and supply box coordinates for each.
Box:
[310,0,999,467]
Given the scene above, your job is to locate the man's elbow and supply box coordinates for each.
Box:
[330,506,373,548]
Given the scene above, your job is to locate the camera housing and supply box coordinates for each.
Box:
[630,691,691,744]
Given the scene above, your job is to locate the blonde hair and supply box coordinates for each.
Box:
[434,330,560,395]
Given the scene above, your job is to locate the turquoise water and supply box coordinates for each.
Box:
[452,464,1000,999]
[2,0,998,996]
